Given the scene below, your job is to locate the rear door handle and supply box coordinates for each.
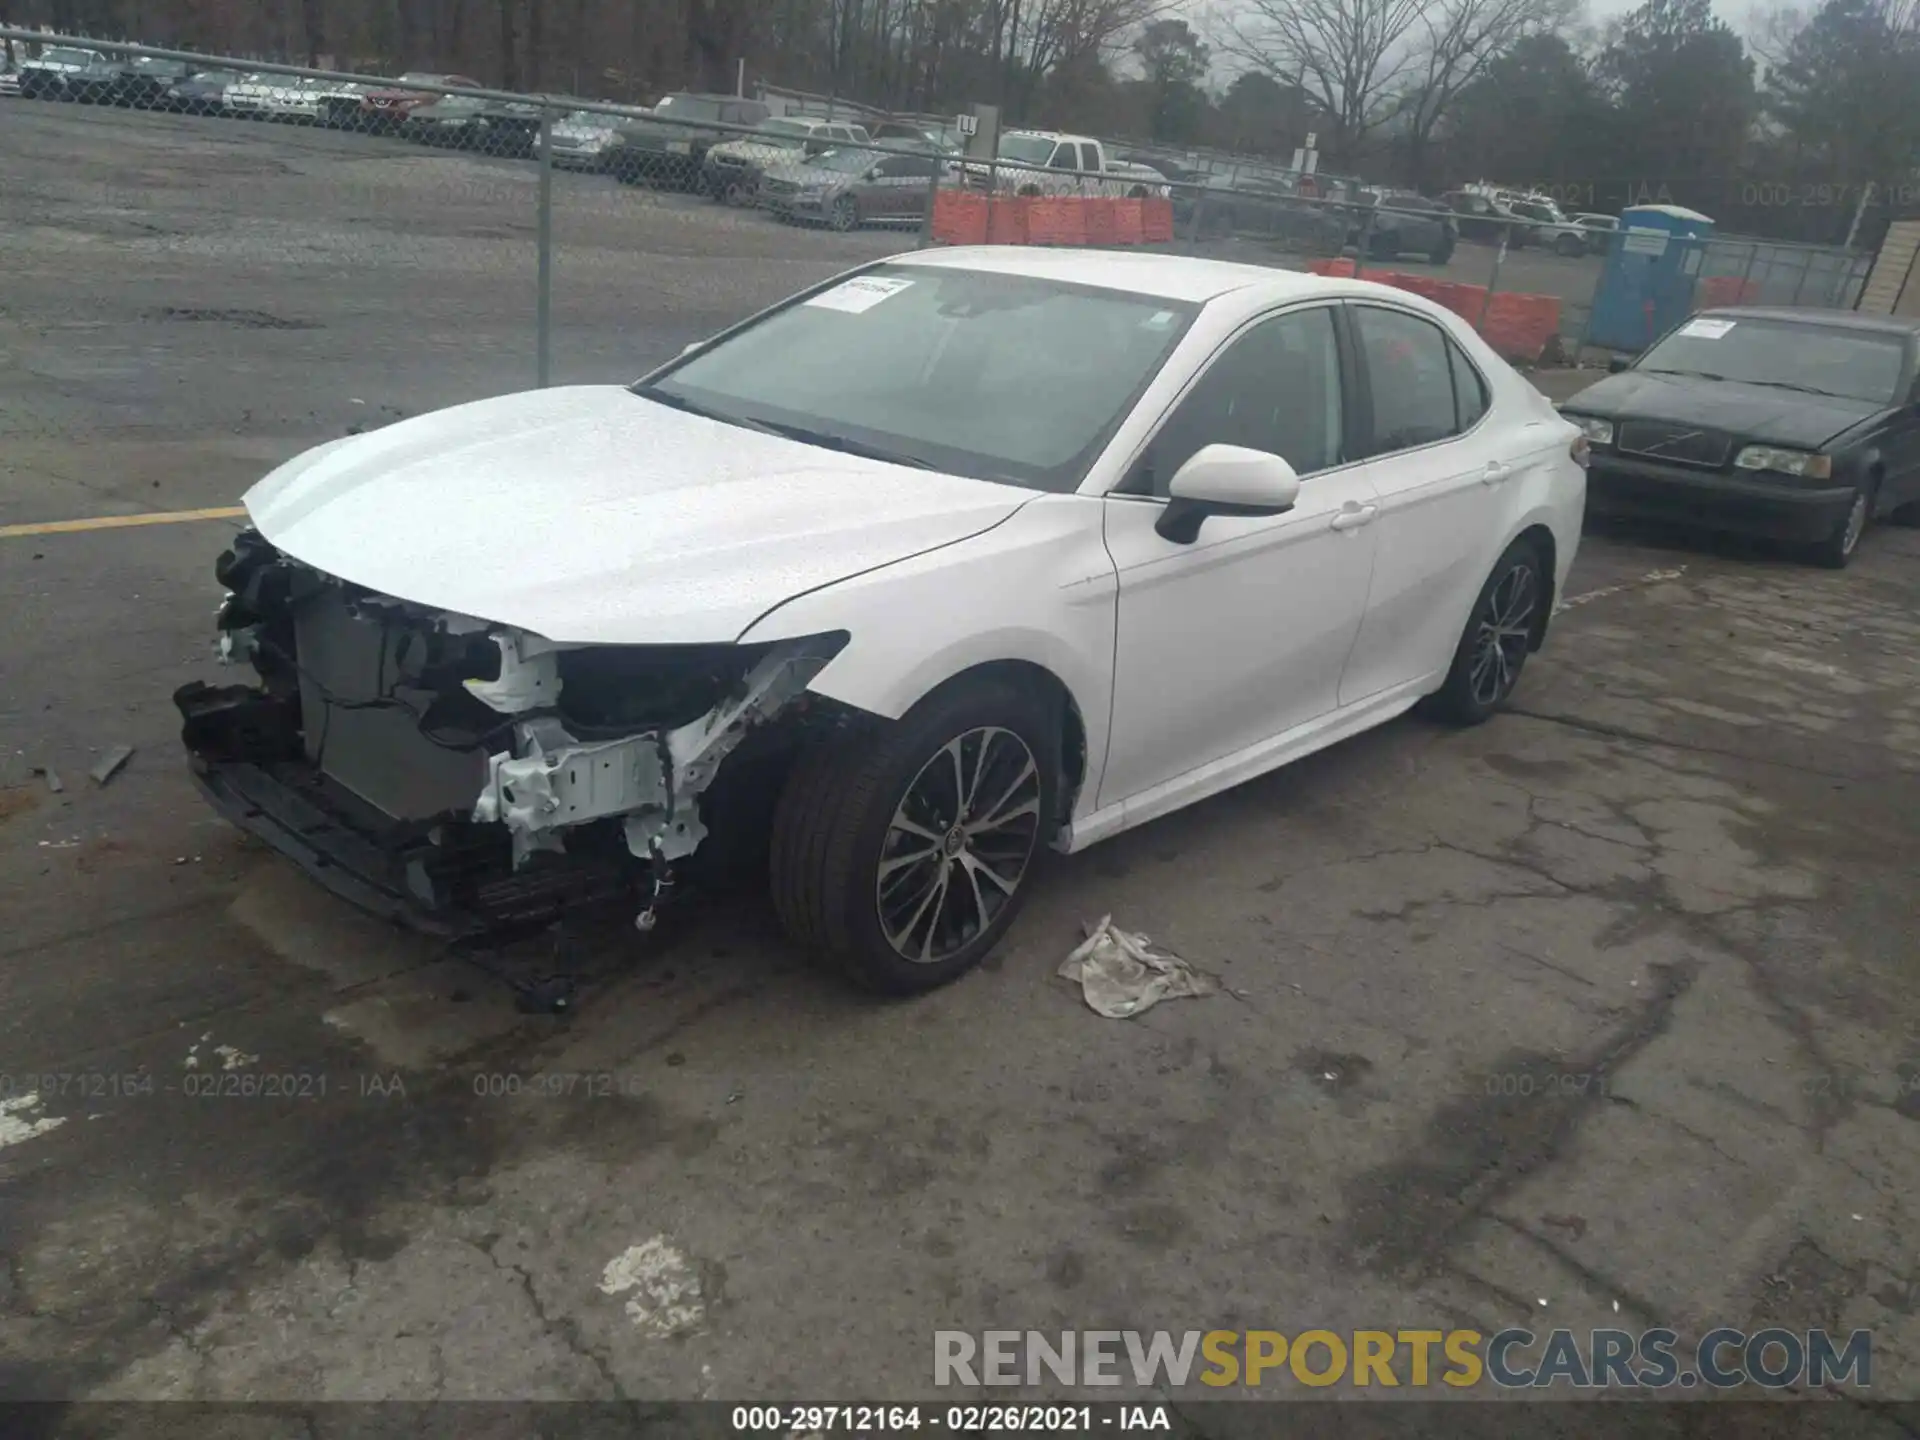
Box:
[1481,460,1513,485]
[1329,503,1379,532]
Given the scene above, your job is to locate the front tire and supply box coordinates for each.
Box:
[828,194,858,232]
[1554,233,1585,257]
[1808,480,1874,568]
[769,677,1059,994]
[1422,538,1546,725]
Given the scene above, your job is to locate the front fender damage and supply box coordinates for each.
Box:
[470,639,833,874]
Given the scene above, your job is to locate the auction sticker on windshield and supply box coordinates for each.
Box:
[1679,317,1736,339]
[806,276,915,314]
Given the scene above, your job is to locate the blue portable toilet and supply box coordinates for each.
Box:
[1586,204,1715,352]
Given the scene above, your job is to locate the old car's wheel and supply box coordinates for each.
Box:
[1554,232,1586,257]
[828,194,858,232]
[770,677,1059,995]
[1809,479,1875,569]
[723,179,751,207]
[1422,538,1546,726]
[1428,236,1455,265]
[1368,230,1396,260]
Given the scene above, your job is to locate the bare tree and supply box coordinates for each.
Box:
[1220,0,1426,161]
[1395,0,1576,185]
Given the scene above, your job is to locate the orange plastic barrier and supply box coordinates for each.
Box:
[1434,281,1488,320]
[1313,257,1357,277]
[1477,292,1562,363]
[1142,196,1175,244]
[1083,197,1118,247]
[1387,273,1442,300]
[1112,198,1145,245]
[931,189,987,246]
[985,195,1030,245]
[1027,197,1088,246]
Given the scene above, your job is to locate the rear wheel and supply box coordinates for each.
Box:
[1368,229,1396,260]
[828,194,858,232]
[1428,235,1455,265]
[1422,538,1546,725]
[769,678,1059,994]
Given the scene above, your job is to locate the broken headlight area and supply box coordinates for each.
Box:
[176,528,850,936]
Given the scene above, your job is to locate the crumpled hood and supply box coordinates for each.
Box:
[244,385,1031,646]
[1564,371,1882,449]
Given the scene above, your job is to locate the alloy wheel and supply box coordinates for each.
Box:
[1841,492,1868,556]
[1469,560,1537,708]
[875,727,1042,964]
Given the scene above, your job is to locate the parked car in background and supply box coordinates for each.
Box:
[226,75,321,122]
[108,55,188,108]
[17,45,114,100]
[177,251,1583,994]
[549,108,626,170]
[1572,212,1618,254]
[1562,308,1920,567]
[0,58,21,97]
[1356,191,1457,264]
[966,131,1167,198]
[357,72,481,132]
[1440,189,1530,246]
[608,92,771,190]
[162,67,244,115]
[1504,195,1590,256]
[1173,175,1349,254]
[703,116,870,206]
[762,147,946,230]
[402,93,491,147]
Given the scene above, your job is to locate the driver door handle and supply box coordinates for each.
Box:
[1481,460,1513,485]
[1329,502,1378,532]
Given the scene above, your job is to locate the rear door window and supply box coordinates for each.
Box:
[1352,306,1461,456]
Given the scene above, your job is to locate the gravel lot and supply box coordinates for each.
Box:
[4,104,1920,1428]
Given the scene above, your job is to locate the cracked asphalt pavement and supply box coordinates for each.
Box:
[4,103,1920,1430]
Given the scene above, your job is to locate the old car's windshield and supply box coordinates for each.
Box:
[637,265,1199,491]
[754,119,813,141]
[1640,318,1907,404]
[44,48,101,65]
[805,147,874,173]
[998,135,1056,165]
[656,95,723,120]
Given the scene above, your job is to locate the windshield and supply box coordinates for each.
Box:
[564,110,611,127]
[998,135,1056,165]
[656,95,723,120]
[637,265,1199,491]
[43,48,101,65]
[804,147,875,173]
[192,70,241,83]
[1640,318,1907,403]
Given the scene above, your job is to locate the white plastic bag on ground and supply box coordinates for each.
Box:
[1059,915,1217,1019]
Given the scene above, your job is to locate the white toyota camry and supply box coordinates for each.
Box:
[177,248,1587,993]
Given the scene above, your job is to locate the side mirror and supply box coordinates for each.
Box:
[1607,355,1631,374]
[1155,444,1301,543]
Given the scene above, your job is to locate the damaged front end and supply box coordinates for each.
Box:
[176,528,847,937]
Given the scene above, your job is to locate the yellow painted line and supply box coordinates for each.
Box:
[0,506,246,540]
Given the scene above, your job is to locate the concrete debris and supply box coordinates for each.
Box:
[33,766,63,794]
[1059,916,1218,1019]
[89,745,134,786]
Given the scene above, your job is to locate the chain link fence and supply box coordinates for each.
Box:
[1,28,1883,451]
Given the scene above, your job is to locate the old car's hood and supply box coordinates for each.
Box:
[244,385,1031,646]
[1563,371,1883,448]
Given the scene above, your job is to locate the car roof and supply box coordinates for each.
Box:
[1703,306,1920,336]
[888,247,1347,303]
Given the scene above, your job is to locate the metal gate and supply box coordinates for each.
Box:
[1857,219,1920,317]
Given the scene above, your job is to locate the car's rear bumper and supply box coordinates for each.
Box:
[1586,454,1853,542]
